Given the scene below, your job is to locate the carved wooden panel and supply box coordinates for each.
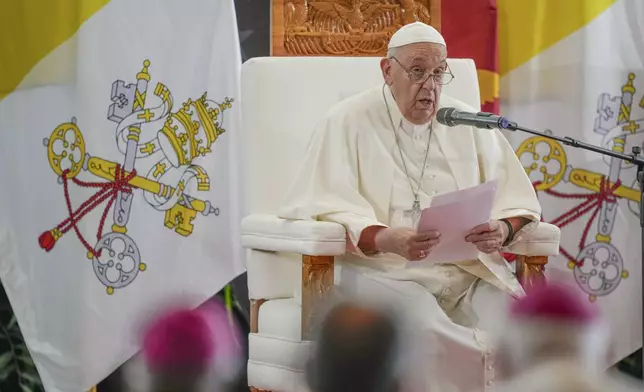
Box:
[301,255,334,340]
[516,255,548,294]
[272,0,441,56]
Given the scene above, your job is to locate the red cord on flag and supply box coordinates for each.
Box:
[38,165,136,257]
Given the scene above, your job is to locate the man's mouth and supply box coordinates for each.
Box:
[417,98,433,107]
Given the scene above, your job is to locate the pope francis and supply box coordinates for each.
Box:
[278,22,541,392]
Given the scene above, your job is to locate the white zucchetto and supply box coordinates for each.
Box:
[388,22,446,49]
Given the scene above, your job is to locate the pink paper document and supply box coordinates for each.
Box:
[411,180,498,265]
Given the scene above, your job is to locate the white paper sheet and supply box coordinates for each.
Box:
[410,180,498,265]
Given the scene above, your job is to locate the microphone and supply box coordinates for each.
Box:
[436,107,516,130]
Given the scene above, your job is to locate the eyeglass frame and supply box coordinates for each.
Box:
[389,57,455,86]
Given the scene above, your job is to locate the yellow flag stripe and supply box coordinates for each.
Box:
[498,0,618,76]
[477,70,499,105]
[0,0,111,101]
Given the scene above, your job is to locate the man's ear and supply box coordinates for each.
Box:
[380,58,393,86]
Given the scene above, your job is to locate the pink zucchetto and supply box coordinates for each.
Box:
[509,282,599,323]
[495,283,610,379]
[142,308,215,372]
[141,297,243,376]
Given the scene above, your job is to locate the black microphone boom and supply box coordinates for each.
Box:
[436,107,517,130]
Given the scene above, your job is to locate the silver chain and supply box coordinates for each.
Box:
[381,84,433,208]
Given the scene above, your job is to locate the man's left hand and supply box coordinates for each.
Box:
[464,220,508,254]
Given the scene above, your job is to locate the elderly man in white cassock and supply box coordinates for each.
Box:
[279,22,540,391]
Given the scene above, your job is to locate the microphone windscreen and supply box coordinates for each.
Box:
[435,107,454,126]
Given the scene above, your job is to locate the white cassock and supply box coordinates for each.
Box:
[278,84,541,392]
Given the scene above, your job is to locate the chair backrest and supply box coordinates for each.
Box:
[241,56,481,214]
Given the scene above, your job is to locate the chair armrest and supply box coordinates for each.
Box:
[241,214,346,256]
[242,214,340,340]
[506,222,560,256]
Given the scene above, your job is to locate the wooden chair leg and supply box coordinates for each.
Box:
[250,298,267,334]
[516,255,548,293]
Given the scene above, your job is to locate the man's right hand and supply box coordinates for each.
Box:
[373,227,441,261]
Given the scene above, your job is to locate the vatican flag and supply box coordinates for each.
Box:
[0,0,244,390]
[499,0,644,365]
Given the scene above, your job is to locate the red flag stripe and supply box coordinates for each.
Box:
[441,0,499,113]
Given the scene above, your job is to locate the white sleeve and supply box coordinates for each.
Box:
[278,115,386,254]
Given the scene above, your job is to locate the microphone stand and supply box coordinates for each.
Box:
[506,123,644,378]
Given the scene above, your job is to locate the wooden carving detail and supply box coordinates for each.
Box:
[516,255,548,294]
[272,0,440,56]
[301,255,335,340]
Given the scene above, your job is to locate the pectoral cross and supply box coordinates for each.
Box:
[403,199,422,227]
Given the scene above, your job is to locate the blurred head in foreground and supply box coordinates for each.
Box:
[495,282,609,380]
[141,298,243,392]
[494,361,643,392]
[306,302,402,392]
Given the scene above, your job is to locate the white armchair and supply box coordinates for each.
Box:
[240,57,561,392]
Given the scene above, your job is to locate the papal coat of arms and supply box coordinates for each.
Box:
[38,60,233,295]
[516,72,644,301]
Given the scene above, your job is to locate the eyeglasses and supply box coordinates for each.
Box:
[390,57,454,86]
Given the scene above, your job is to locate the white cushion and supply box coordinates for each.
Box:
[246,249,300,300]
[249,331,311,372]
[508,222,560,256]
[249,298,312,392]
[241,57,481,215]
[247,359,310,392]
[258,298,302,340]
[250,299,309,372]
[242,214,346,256]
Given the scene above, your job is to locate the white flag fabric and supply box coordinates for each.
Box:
[0,0,244,390]
[500,0,644,365]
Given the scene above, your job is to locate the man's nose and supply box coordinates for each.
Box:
[422,74,436,89]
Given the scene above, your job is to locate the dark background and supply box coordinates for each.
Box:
[236,0,272,62]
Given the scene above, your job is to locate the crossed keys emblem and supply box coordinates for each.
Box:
[38,60,233,295]
[515,72,643,301]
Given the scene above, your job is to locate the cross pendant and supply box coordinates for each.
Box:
[404,199,422,227]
